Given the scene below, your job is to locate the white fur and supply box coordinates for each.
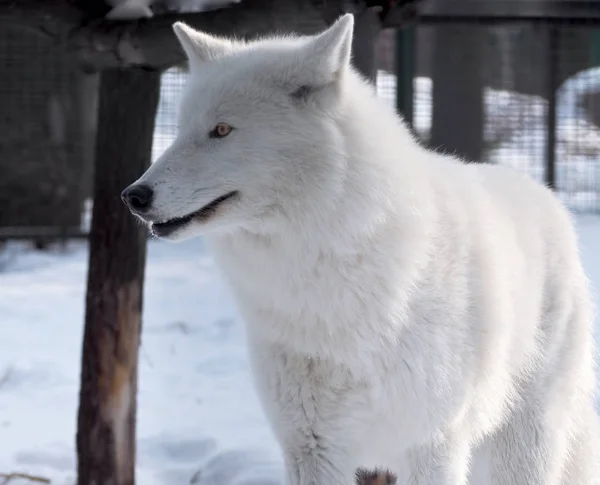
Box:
[127,15,600,484]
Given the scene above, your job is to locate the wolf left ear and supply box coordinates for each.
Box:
[295,13,354,89]
[173,22,233,67]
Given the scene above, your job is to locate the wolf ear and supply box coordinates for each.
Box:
[173,22,233,67]
[296,13,354,88]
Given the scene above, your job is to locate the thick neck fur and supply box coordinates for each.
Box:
[206,70,438,360]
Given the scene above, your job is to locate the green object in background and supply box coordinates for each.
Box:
[395,26,415,128]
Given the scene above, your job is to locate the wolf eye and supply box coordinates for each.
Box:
[209,123,233,139]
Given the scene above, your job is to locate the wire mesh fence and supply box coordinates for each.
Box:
[153,65,188,162]
[2,11,600,244]
[0,23,97,238]
[383,19,600,213]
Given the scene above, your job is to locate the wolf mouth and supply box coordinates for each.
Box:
[151,191,238,236]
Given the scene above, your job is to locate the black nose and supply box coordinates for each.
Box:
[121,184,153,212]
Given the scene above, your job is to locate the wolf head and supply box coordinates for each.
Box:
[122,14,359,241]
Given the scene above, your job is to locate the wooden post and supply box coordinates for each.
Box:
[430,23,485,162]
[76,68,160,485]
[351,7,382,84]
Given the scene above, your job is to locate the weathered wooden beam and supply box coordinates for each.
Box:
[0,0,423,71]
[76,68,160,485]
[0,0,333,71]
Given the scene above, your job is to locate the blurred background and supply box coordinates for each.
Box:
[1,1,599,485]
[2,1,600,243]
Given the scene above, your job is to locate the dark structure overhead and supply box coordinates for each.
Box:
[420,0,600,23]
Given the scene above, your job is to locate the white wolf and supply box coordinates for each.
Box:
[122,15,600,484]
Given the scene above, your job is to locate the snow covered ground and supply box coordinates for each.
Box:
[1,217,599,485]
[0,237,283,485]
[1,69,600,484]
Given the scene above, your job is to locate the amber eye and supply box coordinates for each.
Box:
[209,123,233,139]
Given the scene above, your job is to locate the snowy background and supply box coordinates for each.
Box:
[1,69,599,484]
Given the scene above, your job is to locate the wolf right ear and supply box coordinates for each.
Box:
[293,14,355,90]
[173,22,233,67]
